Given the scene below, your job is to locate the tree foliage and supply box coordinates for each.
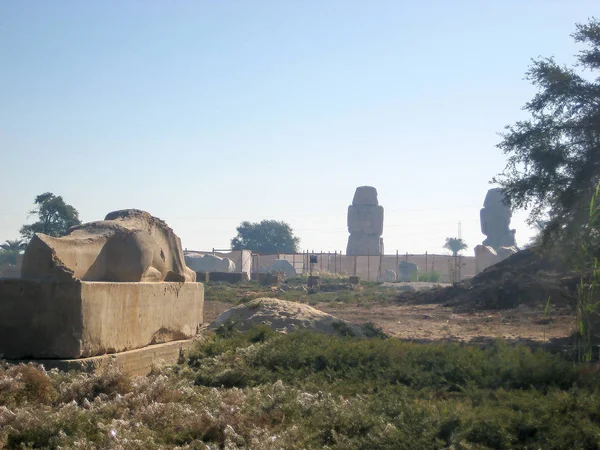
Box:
[493,18,600,248]
[443,237,468,256]
[231,220,300,253]
[20,192,81,240]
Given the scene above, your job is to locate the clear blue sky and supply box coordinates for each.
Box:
[1,1,597,254]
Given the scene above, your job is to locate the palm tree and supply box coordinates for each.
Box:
[0,239,27,253]
[0,239,27,266]
[444,237,468,256]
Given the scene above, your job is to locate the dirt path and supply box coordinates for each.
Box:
[204,300,576,344]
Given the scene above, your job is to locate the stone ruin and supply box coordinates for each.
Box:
[382,269,397,282]
[475,188,518,273]
[346,186,384,256]
[268,259,297,279]
[398,261,418,282]
[185,253,236,273]
[0,209,204,369]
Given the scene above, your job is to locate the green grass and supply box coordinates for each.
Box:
[204,278,400,306]
[2,329,600,449]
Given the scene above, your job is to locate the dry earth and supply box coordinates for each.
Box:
[204,300,576,344]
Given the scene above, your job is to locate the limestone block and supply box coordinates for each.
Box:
[22,209,196,282]
[398,261,418,282]
[383,269,397,282]
[185,253,236,273]
[346,234,381,256]
[268,259,297,279]
[347,205,384,235]
[0,280,204,359]
[12,339,196,377]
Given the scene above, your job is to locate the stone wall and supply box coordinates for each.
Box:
[0,280,204,359]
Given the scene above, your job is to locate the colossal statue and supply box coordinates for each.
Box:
[346,186,384,256]
[480,188,516,250]
[22,209,196,282]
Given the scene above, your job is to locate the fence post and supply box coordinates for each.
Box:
[334,251,337,273]
[425,251,428,274]
[367,251,370,281]
[396,250,399,271]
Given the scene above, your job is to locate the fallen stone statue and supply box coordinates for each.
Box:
[0,209,203,362]
[22,209,196,282]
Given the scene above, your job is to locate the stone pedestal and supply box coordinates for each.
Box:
[0,280,204,359]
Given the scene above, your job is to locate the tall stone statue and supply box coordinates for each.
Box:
[480,188,516,250]
[346,186,384,256]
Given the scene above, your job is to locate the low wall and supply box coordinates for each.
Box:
[0,280,204,359]
[196,272,250,283]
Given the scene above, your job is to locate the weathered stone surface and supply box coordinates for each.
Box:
[185,253,236,273]
[22,209,196,282]
[347,205,384,235]
[10,339,196,377]
[480,188,517,250]
[352,186,379,206]
[209,298,366,336]
[346,234,382,257]
[346,187,384,256]
[398,261,418,282]
[382,269,397,282]
[268,259,297,279]
[474,245,518,274]
[0,280,204,359]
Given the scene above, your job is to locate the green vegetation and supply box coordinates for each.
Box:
[493,18,600,251]
[2,329,600,449]
[204,277,401,306]
[231,219,300,253]
[443,237,468,257]
[19,192,81,240]
[415,270,442,282]
[576,180,600,361]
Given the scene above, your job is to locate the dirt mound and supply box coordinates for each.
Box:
[209,298,367,336]
[399,249,578,312]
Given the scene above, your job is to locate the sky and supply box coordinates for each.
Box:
[0,1,597,255]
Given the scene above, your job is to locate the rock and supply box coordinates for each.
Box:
[185,253,236,273]
[346,186,384,256]
[474,245,518,274]
[268,259,297,279]
[209,298,366,336]
[383,269,397,282]
[480,188,517,250]
[396,284,417,292]
[398,261,418,282]
[22,209,196,282]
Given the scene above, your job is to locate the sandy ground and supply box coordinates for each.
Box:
[204,300,576,344]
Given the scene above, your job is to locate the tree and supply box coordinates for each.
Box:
[20,192,81,240]
[231,220,300,253]
[0,239,27,265]
[492,18,600,249]
[443,237,468,256]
